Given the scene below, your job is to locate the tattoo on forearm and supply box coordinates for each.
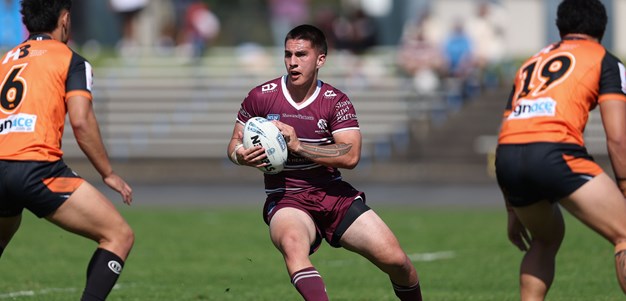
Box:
[297,143,352,159]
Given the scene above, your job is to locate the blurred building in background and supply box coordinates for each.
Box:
[67,0,625,57]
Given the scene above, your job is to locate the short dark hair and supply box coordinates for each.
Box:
[285,24,328,55]
[20,0,72,33]
[556,0,607,40]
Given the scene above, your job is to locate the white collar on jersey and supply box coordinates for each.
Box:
[281,75,322,110]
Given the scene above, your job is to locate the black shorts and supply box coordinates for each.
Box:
[0,160,84,218]
[495,142,602,207]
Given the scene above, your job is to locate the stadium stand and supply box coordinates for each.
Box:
[61,47,440,162]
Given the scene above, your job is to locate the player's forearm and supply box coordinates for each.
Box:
[72,118,114,178]
[607,138,626,193]
[295,142,359,169]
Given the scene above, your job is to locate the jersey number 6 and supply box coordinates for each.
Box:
[1,64,28,114]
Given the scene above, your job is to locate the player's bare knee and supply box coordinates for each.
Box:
[117,223,134,251]
[377,249,411,271]
[101,222,134,251]
[277,231,309,254]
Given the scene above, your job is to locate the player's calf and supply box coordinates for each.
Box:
[291,267,328,301]
[614,242,626,294]
[81,248,125,301]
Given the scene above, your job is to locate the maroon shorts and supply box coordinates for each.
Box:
[263,180,370,254]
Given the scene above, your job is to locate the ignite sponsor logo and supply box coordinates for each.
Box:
[508,98,557,120]
[0,113,36,134]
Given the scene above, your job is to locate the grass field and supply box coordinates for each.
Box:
[0,204,623,301]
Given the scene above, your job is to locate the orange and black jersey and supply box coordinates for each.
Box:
[498,37,626,146]
[0,34,93,161]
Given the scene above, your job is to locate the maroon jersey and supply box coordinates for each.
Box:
[237,76,360,193]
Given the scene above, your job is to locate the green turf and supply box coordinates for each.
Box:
[0,205,622,300]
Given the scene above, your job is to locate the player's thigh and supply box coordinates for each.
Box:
[340,210,403,262]
[0,215,22,247]
[269,207,317,249]
[560,173,626,243]
[45,181,130,243]
[513,200,565,244]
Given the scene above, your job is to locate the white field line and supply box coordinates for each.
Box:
[407,251,456,262]
[324,250,456,266]
[0,284,121,299]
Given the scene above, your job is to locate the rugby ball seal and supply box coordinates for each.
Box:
[242,117,288,174]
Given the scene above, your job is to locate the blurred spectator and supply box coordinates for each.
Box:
[465,1,507,88]
[333,7,377,55]
[397,28,445,95]
[400,6,446,51]
[313,6,339,51]
[397,7,446,95]
[179,1,220,59]
[171,0,195,45]
[0,0,25,52]
[332,5,380,89]
[443,20,474,79]
[267,0,310,48]
[142,0,177,54]
[442,19,476,110]
[109,0,148,54]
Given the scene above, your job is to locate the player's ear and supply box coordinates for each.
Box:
[317,53,326,68]
[59,10,71,42]
[60,10,70,28]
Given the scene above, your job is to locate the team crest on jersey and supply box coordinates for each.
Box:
[266,114,280,121]
[317,119,327,130]
[315,119,330,134]
[324,90,337,98]
[261,83,278,93]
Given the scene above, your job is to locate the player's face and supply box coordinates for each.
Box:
[284,39,325,87]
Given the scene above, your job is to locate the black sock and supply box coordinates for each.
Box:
[392,281,422,301]
[81,248,124,301]
[0,245,4,258]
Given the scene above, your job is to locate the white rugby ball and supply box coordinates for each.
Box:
[242,117,288,174]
